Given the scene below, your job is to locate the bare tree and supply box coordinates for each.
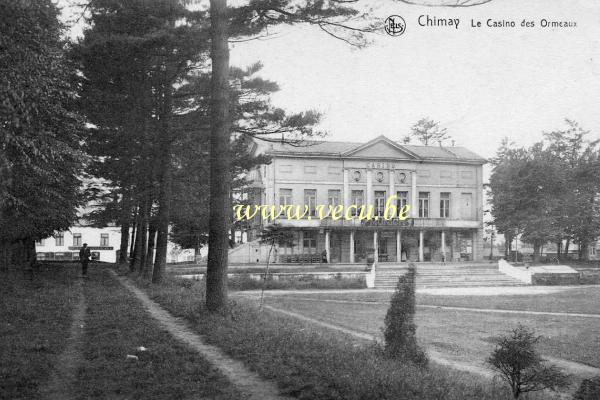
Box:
[402,117,451,145]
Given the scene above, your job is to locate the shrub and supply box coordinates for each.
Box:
[573,376,600,400]
[487,324,570,399]
[383,264,428,366]
[226,273,365,291]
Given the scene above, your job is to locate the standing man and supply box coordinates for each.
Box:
[79,243,91,277]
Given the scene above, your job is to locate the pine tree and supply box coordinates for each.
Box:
[72,0,208,280]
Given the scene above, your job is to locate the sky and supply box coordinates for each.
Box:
[60,0,600,169]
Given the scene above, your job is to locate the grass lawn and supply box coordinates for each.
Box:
[1,264,241,400]
[277,286,600,315]
[133,273,526,400]
[75,267,241,400]
[262,291,600,369]
[0,265,79,400]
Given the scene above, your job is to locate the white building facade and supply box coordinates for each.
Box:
[245,136,486,263]
[36,225,196,264]
[36,225,121,263]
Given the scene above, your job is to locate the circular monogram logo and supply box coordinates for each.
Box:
[353,170,361,182]
[385,15,406,36]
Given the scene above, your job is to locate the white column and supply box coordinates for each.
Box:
[389,170,395,216]
[349,231,355,263]
[366,169,373,209]
[343,169,350,209]
[396,229,402,263]
[373,230,378,263]
[325,230,331,263]
[411,170,418,218]
[441,231,446,262]
[419,230,424,262]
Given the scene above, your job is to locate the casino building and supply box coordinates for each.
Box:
[240,135,486,264]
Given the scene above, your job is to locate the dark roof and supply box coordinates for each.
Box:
[258,137,486,163]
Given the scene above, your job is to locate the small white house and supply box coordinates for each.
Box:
[36,225,121,263]
[36,224,198,264]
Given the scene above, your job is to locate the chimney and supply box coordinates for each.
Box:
[438,140,442,147]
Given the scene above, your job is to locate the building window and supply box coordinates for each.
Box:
[55,233,64,246]
[418,192,430,218]
[279,189,292,207]
[440,192,450,218]
[100,233,109,247]
[375,191,386,217]
[303,231,317,253]
[304,189,317,217]
[328,189,341,207]
[351,190,364,216]
[73,233,82,247]
[396,191,408,217]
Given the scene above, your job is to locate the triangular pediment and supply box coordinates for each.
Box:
[342,135,420,159]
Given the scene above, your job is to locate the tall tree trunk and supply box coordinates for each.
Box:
[532,242,541,263]
[118,194,131,264]
[135,199,150,274]
[130,201,143,272]
[144,221,157,279]
[22,238,36,280]
[206,0,231,312]
[565,238,571,259]
[580,240,589,261]
[556,240,562,260]
[152,162,171,283]
[152,79,174,284]
[26,237,36,267]
[129,216,137,262]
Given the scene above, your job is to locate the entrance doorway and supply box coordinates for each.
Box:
[378,236,388,262]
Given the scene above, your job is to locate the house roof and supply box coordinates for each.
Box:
[257,135,486,164]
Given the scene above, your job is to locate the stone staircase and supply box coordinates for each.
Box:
[374,262,526,289]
